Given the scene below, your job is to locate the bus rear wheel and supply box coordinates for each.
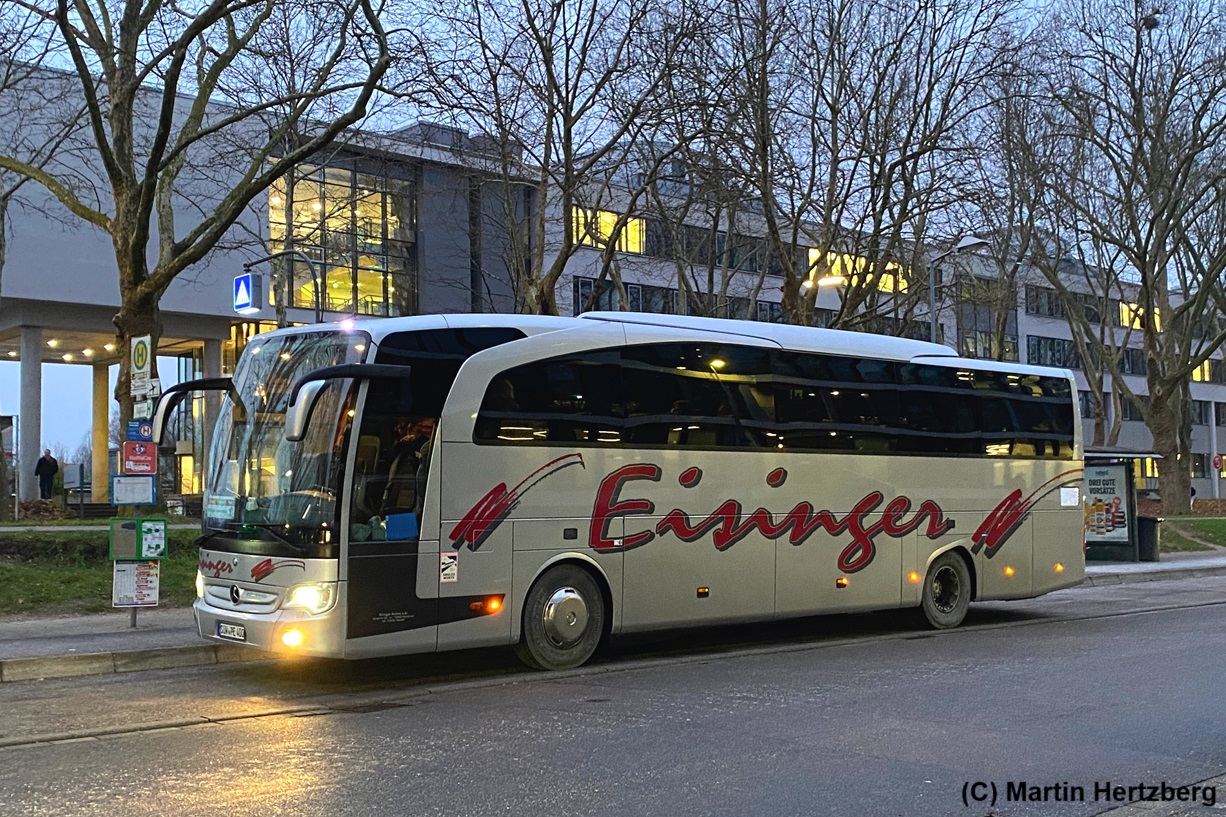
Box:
[515,565,605,671]
[919,551,971,629]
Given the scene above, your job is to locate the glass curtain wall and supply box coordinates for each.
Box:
[270,161,418,318]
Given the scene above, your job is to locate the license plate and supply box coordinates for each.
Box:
[217,622,246,641]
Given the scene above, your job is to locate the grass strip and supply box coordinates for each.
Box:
[0,530,200,615]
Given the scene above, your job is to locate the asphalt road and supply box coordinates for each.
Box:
[1,577,1225,817]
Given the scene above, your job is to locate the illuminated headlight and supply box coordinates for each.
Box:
[283,582,337,615]
[195,570,205,599]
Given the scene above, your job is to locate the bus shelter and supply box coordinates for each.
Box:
[1083,447,1162,562]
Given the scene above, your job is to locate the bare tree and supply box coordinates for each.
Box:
[418,0,698,314]
[1036,0,1226,514]
[0,0,391,428]
[733,0,1010,335]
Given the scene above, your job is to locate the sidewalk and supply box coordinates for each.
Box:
[3,551,1226,683]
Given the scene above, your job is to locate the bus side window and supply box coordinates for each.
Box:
[621,343,771,448]
[772,351,899,453]
[474,352,624,445]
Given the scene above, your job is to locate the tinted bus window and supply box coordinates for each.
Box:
[773,351,900,452]
[475,351,624,444]
[621,343,772,448]
[894,365,981,455]
[374,327,525,416]
[976,371,1074,457]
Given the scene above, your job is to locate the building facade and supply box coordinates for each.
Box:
[0,120,530,502]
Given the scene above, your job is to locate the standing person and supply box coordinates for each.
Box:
[34,448,58,500]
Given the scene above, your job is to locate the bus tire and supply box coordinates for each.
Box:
[919,551,971,629]
[515,565,605,671]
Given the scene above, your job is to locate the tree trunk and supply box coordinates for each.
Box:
[1149,384,1191,517]
[780,275,810,326]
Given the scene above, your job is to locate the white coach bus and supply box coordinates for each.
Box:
[155,312,1085,670]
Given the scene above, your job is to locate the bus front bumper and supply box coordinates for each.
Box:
[193,598,345,657]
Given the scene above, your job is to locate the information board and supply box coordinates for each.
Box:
[112,561,160,607]
[112,475,156,506]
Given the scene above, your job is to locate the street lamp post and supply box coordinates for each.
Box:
[927,235,990,344]
[244,249,323,324]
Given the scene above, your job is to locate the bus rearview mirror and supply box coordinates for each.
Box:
[152,377,233,453]
[285,363,413,443]
[286,379,328,443]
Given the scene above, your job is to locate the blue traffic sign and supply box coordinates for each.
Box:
[126,421,153,441]
[233,272,254,313]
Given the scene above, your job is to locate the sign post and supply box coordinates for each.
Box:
[130,335,153,421]
[110,517,168,627]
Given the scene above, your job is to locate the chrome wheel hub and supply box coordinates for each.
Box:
[542,586,589,647]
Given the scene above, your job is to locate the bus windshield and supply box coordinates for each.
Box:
[202,330,368,555]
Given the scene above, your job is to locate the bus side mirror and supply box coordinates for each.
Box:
[286,379,328,443]
[152,377,233,453]
[285,363,413,443]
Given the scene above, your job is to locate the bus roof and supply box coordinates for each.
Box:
[255,311,1071,381]
[581,311,958,363]
[259,312,582,341]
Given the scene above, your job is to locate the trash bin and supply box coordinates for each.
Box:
[1136,516,1160,562]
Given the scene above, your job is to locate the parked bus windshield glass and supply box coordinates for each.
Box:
[202,331,368,553]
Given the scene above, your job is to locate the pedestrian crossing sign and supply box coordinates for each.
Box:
[233,272,262,315]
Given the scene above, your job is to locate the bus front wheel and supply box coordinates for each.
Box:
[515,565,605,671]
[919,551,971,629]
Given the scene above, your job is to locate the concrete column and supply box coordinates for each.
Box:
[18,326,41,502]
[92,363,111,503]
[201,339,223,494]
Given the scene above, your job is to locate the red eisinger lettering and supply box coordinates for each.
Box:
[590,464,952,572]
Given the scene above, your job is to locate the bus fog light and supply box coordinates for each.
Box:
[195,570,205,599]
[284,582,336,614]
[281,629,305,648]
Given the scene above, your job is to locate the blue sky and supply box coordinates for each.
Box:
[0,358,182,458]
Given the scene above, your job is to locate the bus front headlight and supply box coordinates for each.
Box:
[283,582,337,615]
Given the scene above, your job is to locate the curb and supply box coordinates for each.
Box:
[1081,564,1226,587]
[0,643,277,683]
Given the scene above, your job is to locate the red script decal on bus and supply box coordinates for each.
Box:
[449,453,585,551]
[451,458,1082,574]
[590,464,952,572]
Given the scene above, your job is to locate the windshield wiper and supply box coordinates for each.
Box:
[194,523,309,556]
[195,526,233,548]
[235,522,309,555]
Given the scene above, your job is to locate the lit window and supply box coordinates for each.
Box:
[571,207,644,254]
[806,248,905,292]
[1120,302,1160,331]
[1192,361,1210,382]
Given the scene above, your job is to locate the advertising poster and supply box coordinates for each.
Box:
[1084,464,1130,544]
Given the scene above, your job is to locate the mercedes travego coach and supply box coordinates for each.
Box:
[154,312,1085,670]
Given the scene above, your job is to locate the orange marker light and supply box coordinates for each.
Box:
[486,597,503,614]
[907,572,920,583]
[1054,563,1065,573]
[835,577,849,588]
[1004,566,1015,577]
